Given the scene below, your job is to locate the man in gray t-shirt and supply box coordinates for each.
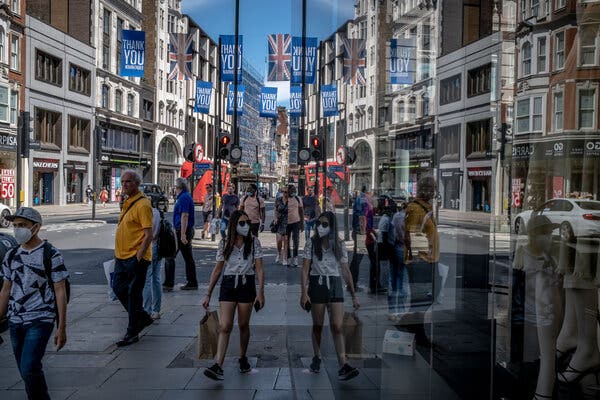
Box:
[0,207,69,400]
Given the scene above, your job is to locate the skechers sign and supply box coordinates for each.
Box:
[120,30,145,77]
[259,87,278,118]
[321,85,338,117]
[226,84,245,115]
[194,81,212,114]
[390,37,416,85]
[291,36,317,85]
[220,35,243,83]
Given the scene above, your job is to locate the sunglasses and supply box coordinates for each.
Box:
[238,220,249,227]
[316,221,329,228]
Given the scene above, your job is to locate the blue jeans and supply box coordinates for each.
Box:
[388,246,410,314]
[220,218,228,239]
[143,242,162,314]
[113,256,151,336]
[304,219,315,242]
[9,320,54,400]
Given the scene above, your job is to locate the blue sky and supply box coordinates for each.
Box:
[182,0,354,104]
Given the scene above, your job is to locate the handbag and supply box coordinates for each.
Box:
[102,259,117,301]
[343,312,363,356]
[197,311,220,359]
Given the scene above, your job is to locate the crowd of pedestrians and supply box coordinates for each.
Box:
[0,172,444,397]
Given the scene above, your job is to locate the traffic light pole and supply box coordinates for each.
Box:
[314,41,324,201]
[212,36,223,242]
[298,0,307,197]
[231,0,240,195]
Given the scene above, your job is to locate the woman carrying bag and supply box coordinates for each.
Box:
[202,210,265,380]
[300,211,360,381]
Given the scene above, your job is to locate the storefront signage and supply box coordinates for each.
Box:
[467,167,492,177]
[0,169,15,199]
[33,158,59,170]
[441,169,462,178]
[64,161,88,172]
[0,132,17,151]
[513,139,600,160]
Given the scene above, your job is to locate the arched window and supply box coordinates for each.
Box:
[522,42,531,76]
[159,102,164,123]
[158,138,179,164]
[115,89,123,113]
[101,85,109,109]
[408,97,416,121]
[354,141,372,168]
[397,101,405,123]
[367,107,373,128]
[0,28,5,64]
[348,114,354,133]
[422,93,430,116]
[127,94,134,116]
[178,110,184,129]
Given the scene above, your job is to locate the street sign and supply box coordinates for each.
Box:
[0,169,15,199]
[252,162,262,174]
[194,144,204,163]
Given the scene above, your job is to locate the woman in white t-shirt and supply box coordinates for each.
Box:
[301,211,360,381]
[202,210,265,381]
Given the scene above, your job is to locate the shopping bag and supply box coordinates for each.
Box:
[343,312,363,357]
[198,311,220,359]
[102,259,117,301]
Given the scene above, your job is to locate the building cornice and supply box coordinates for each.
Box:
[102,0,143,23]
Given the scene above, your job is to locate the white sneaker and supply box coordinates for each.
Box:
[282,259,288,266]
[275,254,281,263]
[291,257,298,266]
[151,312,161,320]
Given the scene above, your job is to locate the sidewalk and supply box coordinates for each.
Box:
[0,283,459,400]
[32,203,121,218]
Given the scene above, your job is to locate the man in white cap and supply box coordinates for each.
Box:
[0,207,69,400]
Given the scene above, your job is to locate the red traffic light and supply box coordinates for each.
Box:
[311,137,321,148]
[220,135,231,145]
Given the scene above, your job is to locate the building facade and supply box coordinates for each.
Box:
[24,1,96,206]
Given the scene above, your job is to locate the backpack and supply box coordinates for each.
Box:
[156,211,178,258]
[6,241,71,326]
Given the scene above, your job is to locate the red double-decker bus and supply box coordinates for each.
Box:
[304,162,348,206]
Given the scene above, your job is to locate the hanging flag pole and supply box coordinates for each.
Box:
[232,0,241,194]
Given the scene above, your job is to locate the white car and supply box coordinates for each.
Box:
[514,198,600,241]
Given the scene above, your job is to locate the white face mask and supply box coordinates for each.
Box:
[237,224,250,237]
[14,226,34,245]
[317,226,330,238]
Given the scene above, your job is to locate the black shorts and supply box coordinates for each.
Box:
[308,275,344,304]
[219,275,256,303]
[202,211,212,223]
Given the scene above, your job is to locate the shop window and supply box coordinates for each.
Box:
[578,88,596,129]
[440,74,461,105]
[553,91,563,131]
[521,42,531,76]
[440,124,460,161]
[554,32,565,70]
[468,63,491,97]
[35,50,62,86]
[69,64,91,96]
[466,119,491,158]
[115,89,123,113]
[68,116,90,152]
[35,108,62,148]
[579,25,599,66]
[158,138,178,164]
[142,132,153,154]
[9,34,19,71]
[537,37,546,72]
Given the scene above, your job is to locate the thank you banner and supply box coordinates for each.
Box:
[220,35,243,83]
[194,81,212,114]
[289,85,302,117]
[321,85,338,117]
[121,30,145,77]
[226,84,245,115]
[390,37,416,85]
[259,87,278,118]
[291,36,317,85]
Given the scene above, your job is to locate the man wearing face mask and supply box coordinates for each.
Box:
[0,207,69,400]
[240,183,265,237]
[218,184,240,239]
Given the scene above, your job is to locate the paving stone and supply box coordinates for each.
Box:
[11,367,117,389]
[158,389,256,400]
[0,368,22,389]
[186,367,279,390]
[101,368,197,390]
[0,389,75,400]
[67,388,163,400]
[44,353,118,368]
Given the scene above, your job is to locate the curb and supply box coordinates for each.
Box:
[76,220,108,224]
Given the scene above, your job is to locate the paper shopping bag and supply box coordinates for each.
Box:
[343,312,363,357]
[102,259,117,301]
[198,311,220,359]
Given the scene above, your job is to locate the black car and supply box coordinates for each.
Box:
[139,183,169,212]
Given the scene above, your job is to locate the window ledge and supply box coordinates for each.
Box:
[68,146,90,155]
[40,143,61,152]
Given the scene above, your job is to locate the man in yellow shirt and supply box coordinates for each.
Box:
[113,170,154,347]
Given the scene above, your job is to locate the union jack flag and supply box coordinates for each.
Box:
[267,34,291,81]
[168,33,194,81]
[342,38,367,86]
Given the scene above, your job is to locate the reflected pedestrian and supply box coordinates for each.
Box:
[100,186,109,208]
[300,211,360,381]
[143,205,163,319]
[0,207,69,400]
[240,183,265,237]
[302,186,319,242]
[163,178,198,291]
[285,184,304,267]
[219,184,240,239]
[201,184,214,239]
[112,170,154,347]
[202,210,265,380]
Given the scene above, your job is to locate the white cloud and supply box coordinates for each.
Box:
[264,81,291,106]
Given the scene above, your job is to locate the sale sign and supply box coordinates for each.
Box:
[1,169,15,199]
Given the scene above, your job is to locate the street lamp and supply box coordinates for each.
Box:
[338,101,350,241]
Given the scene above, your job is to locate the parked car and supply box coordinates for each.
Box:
[139,184,169,212]
[514,198,600,241]
[0,203,11,228]
[258,187,269,199]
